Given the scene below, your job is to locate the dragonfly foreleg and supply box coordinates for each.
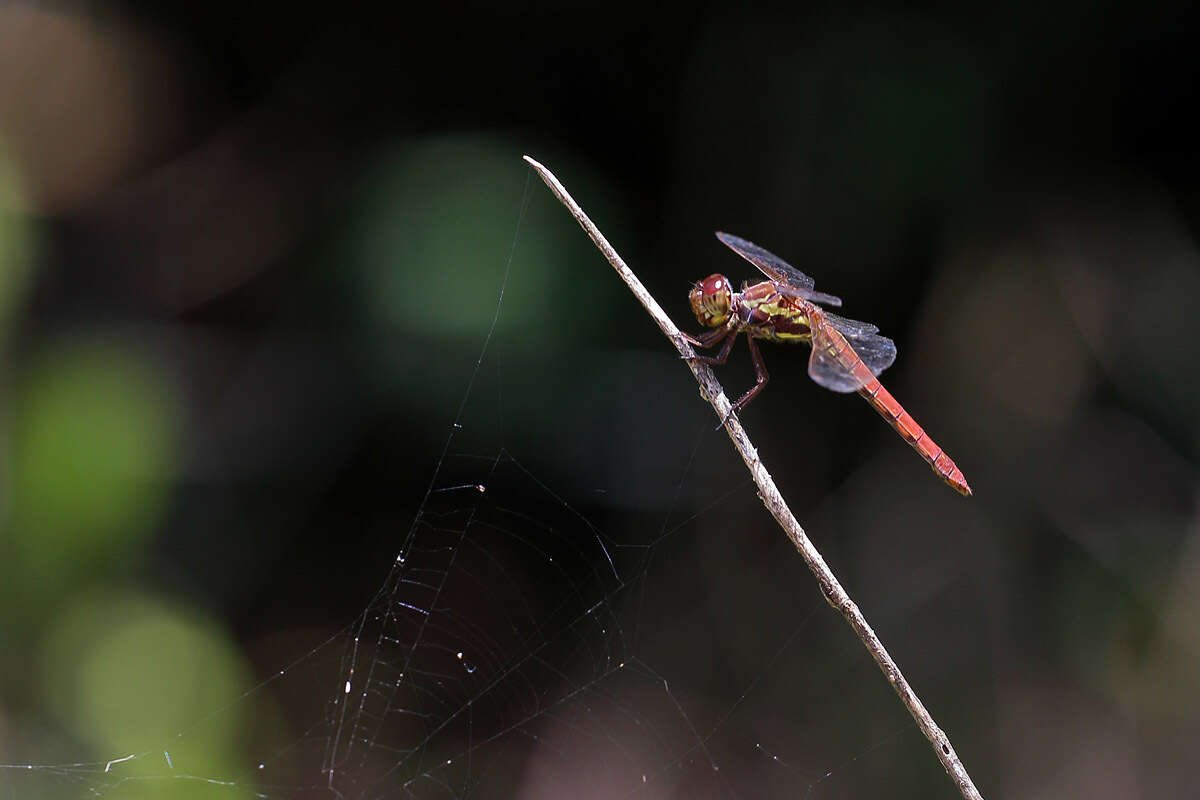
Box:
[687,329,739,366]
[682,325,733,350]
[730,336,769,413]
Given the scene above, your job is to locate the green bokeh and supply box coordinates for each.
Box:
[5,338,179,609]
[344,137,624,423]
[38,589,253,799]
[349,137,615,344]
[353,138,538,339]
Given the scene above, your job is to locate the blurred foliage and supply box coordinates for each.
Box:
[343,138,625,412]
[38,588,252,799]
[351,138,555,341]
[4,338,179,612]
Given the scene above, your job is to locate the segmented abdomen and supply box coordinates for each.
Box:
[834,334,972,496]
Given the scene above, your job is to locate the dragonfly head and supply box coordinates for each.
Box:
[689,274,733,327]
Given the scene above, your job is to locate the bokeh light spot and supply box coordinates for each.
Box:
[6,338,179,604]
[350,137,608,342]
[38,589,251,790]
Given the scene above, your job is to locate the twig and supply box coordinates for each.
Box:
[523,155,984,800]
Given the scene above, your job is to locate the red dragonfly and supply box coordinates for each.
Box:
[685,232,971,496]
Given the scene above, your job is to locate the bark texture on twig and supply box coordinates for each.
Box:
[524,154,984,800]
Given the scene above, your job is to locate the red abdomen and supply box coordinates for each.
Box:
[856,376,972,496]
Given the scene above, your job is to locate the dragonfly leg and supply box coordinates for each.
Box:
[730,336,769,413]
[687,329,738,365]
[683,326,732,351]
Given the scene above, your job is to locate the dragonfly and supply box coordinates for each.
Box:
[684,232,972,497]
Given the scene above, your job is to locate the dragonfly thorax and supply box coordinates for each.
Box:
[689,273,734,327]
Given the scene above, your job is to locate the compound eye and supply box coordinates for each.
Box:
[702,275,727,297]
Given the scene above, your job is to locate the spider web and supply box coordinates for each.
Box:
[1,163,948,800]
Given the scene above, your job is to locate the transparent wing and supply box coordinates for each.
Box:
[716,232,846,307]
[715,231,815,288]
[806,320,897,394]
[823,311,879,337]
[772,282,844,308]
[848,333,897,375]
[808,347,864,393]
[716,232,843,307]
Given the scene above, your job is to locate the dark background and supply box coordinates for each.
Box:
[3,1,1200,797]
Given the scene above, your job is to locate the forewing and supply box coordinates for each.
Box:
[806,321,897,394]
[774,283,844,308]
[823,311,879,337]
[716,232,816,289]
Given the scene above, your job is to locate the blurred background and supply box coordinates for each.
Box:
[2,1,1200,798]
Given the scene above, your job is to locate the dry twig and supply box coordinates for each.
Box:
[524,154,984,800]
